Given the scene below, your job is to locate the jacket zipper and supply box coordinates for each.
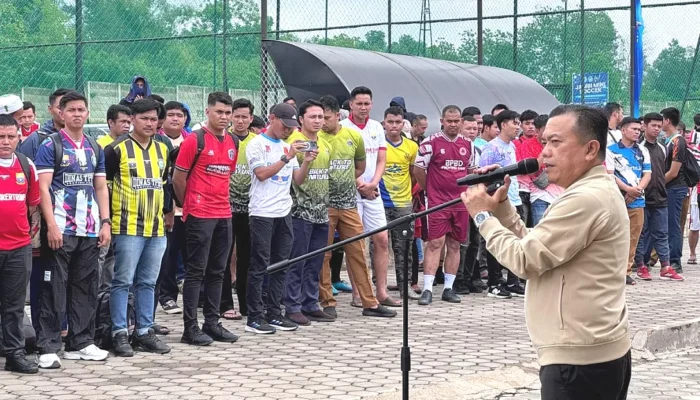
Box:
[558,275,565,330]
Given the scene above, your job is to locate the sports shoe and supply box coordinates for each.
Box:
[636,266,652,281]
[161,300,182,314]
[472,279,488,291]
[266,315,299,331]
[441,288,461,303]
[245,318,276,334]
[487,285,512,299]
[132,329,171,354]
[660,266,684,281]
[180,326,214,346]
[332,286,339,296]
[323,306,337,319]
[332,280,353,293]
[286,312,311,326]
[453,281,470,295]
[626,275,636,286]
[362,304,397,317]
[4,351,38,374]
[400,288,421,300]
[112,331,134,357]
[507,283,525,297]
[37,353,61,369]
[202,322,239,342]
[64,344,109,361]
[673,263,684,274]
[418,290,433,306]
[466,282,483,294]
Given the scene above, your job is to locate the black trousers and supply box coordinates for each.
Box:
[37,236,99,354]
[519,191,532,228]
[182,217,232,330]
[457,217,480,283]
[0,245,31,355]
[540,350,631,400]
[330,237,343,283]
[486,205,525,287]
[221,212,250,314]
[156,216,186,308]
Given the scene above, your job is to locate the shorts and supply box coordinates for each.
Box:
[691,204,700,232]
[426,209,469,242]
[356,196,387,233]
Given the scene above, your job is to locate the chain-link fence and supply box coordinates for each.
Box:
[3,0,700,123]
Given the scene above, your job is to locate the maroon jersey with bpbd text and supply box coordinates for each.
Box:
[415,132,474,210]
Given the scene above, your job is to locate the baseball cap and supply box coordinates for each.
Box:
[0,94,23,115]
[271,103,300,128]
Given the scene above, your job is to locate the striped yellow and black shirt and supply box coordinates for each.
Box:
[105,135,169,237]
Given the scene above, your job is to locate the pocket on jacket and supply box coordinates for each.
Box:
[558,275,565,330]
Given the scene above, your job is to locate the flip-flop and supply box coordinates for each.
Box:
[689,258,697,265]
[350,299,363,308]
[378,296,402,307]
[221,309,243,320]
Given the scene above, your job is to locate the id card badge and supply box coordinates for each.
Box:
[44,270,51,282]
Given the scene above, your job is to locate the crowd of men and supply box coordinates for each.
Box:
[0,81,695,375]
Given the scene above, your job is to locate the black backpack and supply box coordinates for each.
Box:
[669,134,700,187]
[94,291,136,350]
[46,132,103,171]
[169,129,240,207]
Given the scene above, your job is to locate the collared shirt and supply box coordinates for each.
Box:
[606,140,651,209]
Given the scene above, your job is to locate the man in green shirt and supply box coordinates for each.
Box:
[317,96,396,318]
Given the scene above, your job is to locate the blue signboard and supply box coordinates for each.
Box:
[572,72,609,106]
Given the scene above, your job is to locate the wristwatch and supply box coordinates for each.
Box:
[474,211,494,229]
[280,155,290,164]
[100,218,112,227]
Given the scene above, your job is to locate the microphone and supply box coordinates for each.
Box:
[457,158,540,186]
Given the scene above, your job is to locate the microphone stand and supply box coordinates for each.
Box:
[266,180,502,400]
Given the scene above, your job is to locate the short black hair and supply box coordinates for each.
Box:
[384,106,404,119]
[534,114,548,130]
[232,98,254,114]
[283,96,295,103]
[520,109,538,122]
[147,94,165,104]
[49,88,71,107]
[0,114,19,129]
[603,102,622,119]
[442,105,461,117]
[298,99,324,119]
[619,116,640,129]
[495,110,520,130]
[643,112,663,125]
[341,100,351,111]
[350,86,372,100]
[694,113,700,127]
[482,114,496,128]
[319,95,340,113]
[549,105,608,161]
[130,98,161,115]
[164,101,187,115]
[59,91,88,110]
[250,115,266,129]
[23,101,35,113]
[207,92,233,107]
[462,115,476,123]
[462,106,481,118]
[412,114,427,125]
[491,103,509,114]
[661,107,680,126]
[679,121,687,132]
[107,104,132,122]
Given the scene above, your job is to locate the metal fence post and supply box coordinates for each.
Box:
[630,0,636,114]
[388,0,392,53]
[580,0,585,104]
[513,0,518,71]
[261,0,269,120]
[324,0,329,45]
[477,0,483,65]
[214,0,218,89]
[75,0,85,94]
[276,0,280,40]
[222,0,229,93]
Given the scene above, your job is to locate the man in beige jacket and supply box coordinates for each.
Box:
[462,104,631,400]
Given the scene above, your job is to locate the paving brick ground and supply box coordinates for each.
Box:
[2,260,700,399]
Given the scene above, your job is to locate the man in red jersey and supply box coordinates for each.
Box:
[414,105,475,305]
[173,92,240,346]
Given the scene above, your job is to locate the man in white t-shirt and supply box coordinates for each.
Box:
[245,103,315,335]
[340,86,398,307]
[605,102,624,146]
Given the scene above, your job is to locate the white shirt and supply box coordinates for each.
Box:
[341,118,386,184]
[246,133,299,218]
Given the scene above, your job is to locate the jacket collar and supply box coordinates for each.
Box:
[567,164,608,191]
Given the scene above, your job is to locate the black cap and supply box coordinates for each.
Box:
[271,103,300,128]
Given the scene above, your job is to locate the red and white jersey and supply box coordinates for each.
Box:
[0,155,40,250]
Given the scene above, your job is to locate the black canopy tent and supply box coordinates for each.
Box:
[262,40,560,131]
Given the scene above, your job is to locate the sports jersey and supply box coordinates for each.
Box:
[318,127,366,210]
[415,132,474,211]
[174,128,238,220]
[380,136,418,208]
[105,135,169,236]
[341,117,385,184]
[247,133,299,218]
[606,141,651,209]
[0,155,40,250]
[229,132,257,214]
[97,134,115,149]
[480,137,522,206]
[35,130,106,237]
[286,130,330,223]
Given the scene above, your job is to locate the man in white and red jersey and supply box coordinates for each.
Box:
[414,105,475,305]
[19,102,40,140]
[0,115,40,373]
[514,109,539,227]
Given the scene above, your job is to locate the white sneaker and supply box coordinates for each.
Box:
[37,353,62,369]
[63,344,109,361]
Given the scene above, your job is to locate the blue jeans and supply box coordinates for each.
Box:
[667,186,687,265]
[635,206,670,266]
[283,218,329,314]
[111,235,167,336]
[531,199,550,226]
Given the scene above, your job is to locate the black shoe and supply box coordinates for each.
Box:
[323,306,337,319]
[418,290,433,306]
[202,322,239,342]
[453,281,470,295]
[673,264,684,274]
[266,315,299,331]
[441,288,461,303]
[362,304,397,318]
[133,329,171,354]
[472,279,488,291]
[245,318,276,334]
[181,326,214,346]
[466,282,483,294]
[487,284,512,299]
[302,309,335,322]
[112,331,134,357]
[4,352,38,374]
[507,283,525,297]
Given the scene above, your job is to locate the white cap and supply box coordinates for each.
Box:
[0,94,23,115]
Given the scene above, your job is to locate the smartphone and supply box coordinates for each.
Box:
[298,141,318,152]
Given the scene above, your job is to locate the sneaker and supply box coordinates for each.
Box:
[472,279,488,291]
[636,266,653,281]
[302,309,335,322]
[202,322,239,342]
[161,300,182,314]
[332,280,353,293]
[453,281,470,295]
[37,353,61,369]
[132,329,171,354]
[507,283,525,297]
[626,275,636,286]
[245,318,276,334]
[487,285,512,299]
[673,264,684,274]
[332,285,339,296]
[266,315,299,331]
[64,344,109,361]
[4,352,38,374]
[418,290,433,306]
[112,331,134,357]
[441,288,461,303]
[362,304,397,318]
[400,288,421,300]
[323,306,337,319]
[660,267,684,281]
[466,282,483,294]
[181,326,214,346]
[177,279,184,293]
[286,312,311,326]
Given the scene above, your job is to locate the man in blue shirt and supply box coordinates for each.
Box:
[606,117,651,285]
